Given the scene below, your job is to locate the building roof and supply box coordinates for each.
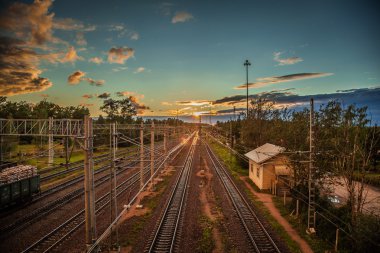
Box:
[244,143,285,164]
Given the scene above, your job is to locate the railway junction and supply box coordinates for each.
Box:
[0,117,290,253]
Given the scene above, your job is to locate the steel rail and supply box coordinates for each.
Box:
[204,141,281,253]
[21,155,167,253]
[147,135,197,253]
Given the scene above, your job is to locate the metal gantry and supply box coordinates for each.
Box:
[0,118,84,137]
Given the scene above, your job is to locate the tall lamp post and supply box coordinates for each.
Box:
[244,59,251,118]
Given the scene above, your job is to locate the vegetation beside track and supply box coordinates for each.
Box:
[197,215,215,253]
[208,139,314,253]
[117,170,172,248]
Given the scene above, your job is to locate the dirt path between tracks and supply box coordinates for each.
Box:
[196,158,224,253]
[240,176,314,253]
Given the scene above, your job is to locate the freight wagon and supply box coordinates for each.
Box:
[0,175,40,209]
[0,164,40,209]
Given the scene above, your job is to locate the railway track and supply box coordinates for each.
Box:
[146,134,198,253]
[204,141,282,253]
[0,143,174,237]
[21,157,165,253]
[20,137,191,253]
[0,158,137,238]
[38,152,108,176]
[36,143,167,200]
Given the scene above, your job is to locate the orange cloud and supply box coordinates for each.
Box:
[79,103,94,107]
[116,91,144,101]
[82,94,93,99]
[53,18,96,32]
[176,100,212,106]
[172,11,194,24]
[61,46,83,63]
[89,57,103,64]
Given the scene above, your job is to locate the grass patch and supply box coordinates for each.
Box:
[273,197,333,253]
[118,170,172,247]
[197,215,215,253]
[208,140,248,178]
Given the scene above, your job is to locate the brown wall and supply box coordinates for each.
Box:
[248,155,292,190]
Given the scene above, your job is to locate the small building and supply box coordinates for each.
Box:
[245,143,292,195]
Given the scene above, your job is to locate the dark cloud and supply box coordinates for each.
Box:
[84,78,105,86]
[67,71,85,85]
[235,73,333,89]
[67,71,104,86]
[214,87,380,121]
[0,0,55,46]
[97,92,111,99]
[108,47,135,64]
[0,36,52,96]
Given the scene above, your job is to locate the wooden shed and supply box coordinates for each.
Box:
[245,143,293,195]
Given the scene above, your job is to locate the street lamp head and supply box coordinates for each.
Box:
[244,59,251,66]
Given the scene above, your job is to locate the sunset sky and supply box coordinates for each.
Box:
[1,0,379,120]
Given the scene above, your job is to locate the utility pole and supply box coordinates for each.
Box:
[209,106,212,125]
[199,115,202,138]
[229,119,233,148]
[65,136,69,170]
[1,135,3,164]
[48,117,54,165]
[115,121,118,152]
[164,125,167,169]
[84,115,96,248]
[89,119,96,242]
[109,122,118,249]
[140,122,144,188]
[64,120,69,170]
[150,122,155,190]
[233,106,236,121]
[244,59,251,118]
[307,98,316,234]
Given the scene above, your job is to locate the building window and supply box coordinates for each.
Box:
[257,166,260,178]
[250,164,253,173]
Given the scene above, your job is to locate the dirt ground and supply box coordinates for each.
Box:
[240,176,313,253]
[196,157,223,253]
